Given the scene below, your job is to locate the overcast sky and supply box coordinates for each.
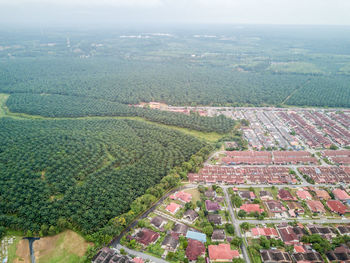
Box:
[1,0,350,27]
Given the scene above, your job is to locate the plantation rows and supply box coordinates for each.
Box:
[0,118,206,234]
[0,57,308,106]
[6,93,236,133]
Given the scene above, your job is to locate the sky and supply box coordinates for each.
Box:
[1,0,350,27]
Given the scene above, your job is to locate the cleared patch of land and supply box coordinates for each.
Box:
[12,238,30,263]
[0,93,9,118]
[34,230,92,263]
[268,62,323,74]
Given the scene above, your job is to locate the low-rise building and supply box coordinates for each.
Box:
[211,229,226,242]
[186,239,206,261]
[314,189,331,200]
[307,200,326,214]
[208,244,240,262]
[337,225,350,235]
[307,224,337,240]
[172,223,188,236]
[265,200,286,217]
[333,189,350,201]
[205,200,221,212]
[170,191,192,203]
[183,209,199,223]
[134,228,160,246]
[239,204,264,214]
[150,216,167,230]
[327,200,350,215]
[166,202,182,214]
[250,227,279,239]
[278,189,295,201]
[208,214,222,225]
[296,190,312,200]
[186,231,207,243]
[161,234,179,252]
[239,190,256,200]
[259,190,274,201]
[287,201,305,216]
[260,249,292,263]
[326,245,350,262]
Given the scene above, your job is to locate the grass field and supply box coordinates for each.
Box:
[34,230,92,263]
[184,188,201,204]
[0,93,9,118]
[5,231,92,263]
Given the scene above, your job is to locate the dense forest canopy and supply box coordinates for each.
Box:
[0,118,206,234]
[0,25,350,108]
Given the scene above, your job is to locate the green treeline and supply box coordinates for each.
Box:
[0,118,206,237]
[6,93,236,133]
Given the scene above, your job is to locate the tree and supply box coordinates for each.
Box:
[232,196,243,207]
[203,225,214,236]
[225,224,235,235]
[259,236,271,249]
[330,144,338,150]
[231,237,243,247]
[238,210,247,218]
[240,222,250,231]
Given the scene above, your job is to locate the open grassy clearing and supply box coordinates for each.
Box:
[34,230,92,263]
[0,93,9,118]
[184,188,201,204]
[11,238,30,263]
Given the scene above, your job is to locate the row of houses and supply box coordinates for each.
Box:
[189,166,298,184]
[222,150,318,165]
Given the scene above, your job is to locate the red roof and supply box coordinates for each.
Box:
[208,244,239,261]
[307,200,326,213]
[327,200,349,215]
[278,189,294,200]
[133,258,144,263]
[315,190,331,200]
[135,229,160,246]
[296,190,312,200]
[175,191,192,203]
[294,245,306,253]
[240,204,264,214]
[333,189,350,201]
[251,227,278,237]
[166,202,181,214]
[186,239,206,261]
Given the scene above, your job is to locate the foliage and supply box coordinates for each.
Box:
[301,234,332,254]
[225,223,235,235]
[0,118,206,236]
[6,93,236,134]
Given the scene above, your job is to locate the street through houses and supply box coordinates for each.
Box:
[223,187,251,263]
[109,163,350,263]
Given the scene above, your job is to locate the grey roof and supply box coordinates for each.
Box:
[172,223,188,234]
[150,216,166,228]
[183,209,199,221]
[208,214,222,225]
[161,234,179,250]
[211,229,226,241]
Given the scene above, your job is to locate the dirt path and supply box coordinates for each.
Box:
[13,239,31,263]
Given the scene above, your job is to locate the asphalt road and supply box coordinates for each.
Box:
[223,187,251,263]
